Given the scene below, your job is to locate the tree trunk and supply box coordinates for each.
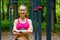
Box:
[13,0,18,19]
[2,0,4,20]
[6,0,9,19]
[0,0,1,39]
[51,0,56,32]
[54,0,57,23]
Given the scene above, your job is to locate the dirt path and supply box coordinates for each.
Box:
[1,32,60,40]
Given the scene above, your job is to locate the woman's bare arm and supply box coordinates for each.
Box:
[22,19,33,35]
[12,19,23,36]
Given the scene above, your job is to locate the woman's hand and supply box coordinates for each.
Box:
[15,29,20,32]
[20,30,32,32]
[19,30,32,35]
[13,31,24,36]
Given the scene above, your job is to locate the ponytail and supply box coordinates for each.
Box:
[25,14,27,18]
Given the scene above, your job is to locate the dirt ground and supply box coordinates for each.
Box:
[1,32,60,40]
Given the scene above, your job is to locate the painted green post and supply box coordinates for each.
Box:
[37,0,42,40]
[30,0,37,40]
[33,0,37,40]
[46,0,51,40]
[9,0,12,40]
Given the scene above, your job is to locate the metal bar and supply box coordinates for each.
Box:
[0,0,1,40]
[37,0,42,40]
[9,0,12,40]
[46,0,51,40]
[33,0,37,40]
[33,0,37,21]
[30,0,34,21]
[30,0,37,40]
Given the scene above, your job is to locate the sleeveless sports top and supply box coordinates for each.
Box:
[16,18,29,30]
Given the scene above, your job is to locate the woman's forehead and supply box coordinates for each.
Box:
[20,6,26,9]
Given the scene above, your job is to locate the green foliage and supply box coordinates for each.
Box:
[55,23,60,33]
[56,1,60,22]
[42,22,60,33]
[42,22,46,32]
[56,0,60,5]
[1,19,13,31]
[56,5,60,15]
[1,19,10,31]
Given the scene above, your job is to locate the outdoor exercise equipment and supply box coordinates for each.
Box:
[34,8,38,12]
[30,0,38,40]
[30,0,51,40]
[0,0,52,40]
[9,0,12,40]
[37,6,42,10]
[37,0,42,40]
[46,0,51,40]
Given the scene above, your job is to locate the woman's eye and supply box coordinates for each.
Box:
[20,9,25,11]
[23,10,25,11]
[20,9,22,11]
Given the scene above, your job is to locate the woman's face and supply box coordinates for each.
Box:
[19,5,27,17]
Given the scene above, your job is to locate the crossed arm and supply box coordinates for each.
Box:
[12,19,33,36]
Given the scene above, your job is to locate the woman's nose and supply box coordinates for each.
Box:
[21,11,24,13]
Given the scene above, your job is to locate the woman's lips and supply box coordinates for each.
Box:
[21,13,24,14]
[21,13,24,15]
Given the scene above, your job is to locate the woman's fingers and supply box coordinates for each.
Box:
[17,29,30,33]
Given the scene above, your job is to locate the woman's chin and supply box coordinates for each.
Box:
[21,16,25,18]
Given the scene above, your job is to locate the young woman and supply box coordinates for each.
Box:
[12,5,33,40]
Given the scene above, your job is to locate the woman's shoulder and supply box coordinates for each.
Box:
[27,18,32,23]
[14,19,18,23]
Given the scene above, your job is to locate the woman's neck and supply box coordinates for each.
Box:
[20,17,26,20]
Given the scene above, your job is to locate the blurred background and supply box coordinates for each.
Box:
[0,0,60,40]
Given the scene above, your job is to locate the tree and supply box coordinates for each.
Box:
[2,0,5,20]
[0,0,1,39]
[6,0,9,19]
[13,0,18,19]
[51,0,57,32]
[41,0,46,22]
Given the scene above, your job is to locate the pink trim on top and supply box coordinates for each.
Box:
[16,18,29,30]
[18,18,27,24]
